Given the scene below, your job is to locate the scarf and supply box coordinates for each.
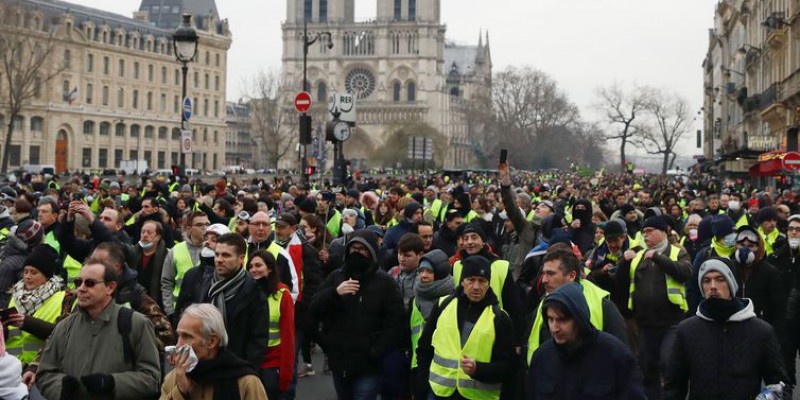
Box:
[188,347,258,400]
[415,276,455,318]
[12,276,63,316]
[698,297,747,323]
[648,238,669,254]
[207,267,247,324]
[711,238,735,258]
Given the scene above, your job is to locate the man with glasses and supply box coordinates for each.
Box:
[247,211,298,301]
[161,211,209,320]
[36,260,161,399]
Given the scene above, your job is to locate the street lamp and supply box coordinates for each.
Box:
[300,18,332,183]
[173,14,198,175]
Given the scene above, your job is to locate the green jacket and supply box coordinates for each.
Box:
[36,302,161,400]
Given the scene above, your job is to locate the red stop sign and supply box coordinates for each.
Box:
[783,152,800,172]
[295,92,312,113]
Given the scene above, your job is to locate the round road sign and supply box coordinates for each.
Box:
[783,152,800,172]
[295,92,312,113]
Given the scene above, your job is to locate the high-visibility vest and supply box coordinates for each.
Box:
[438,205,450,223]
[0,227,9,241]
[525,209,536,222]
[430,199,444,222]
[526,280,607,366]
[326,210,342,237]
[758,226,780,256]
[245,241,283,268]
[733,212,751,228]
[463,210,479,223]
[452,259,509,309]
[171,242,196,306]
[7,291,66,365]
[44,231,82,289]
[410,297,426,369]
[267,287,288,347]
[628,245,687,312]
[429,297,502,400]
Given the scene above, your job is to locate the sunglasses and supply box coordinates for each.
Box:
[74,278,106,288]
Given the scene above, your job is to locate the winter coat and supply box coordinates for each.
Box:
[526,283,646,400]
[130,240,168,310]
[664,298,787,400]
[382,219,416,252]
[737,259,786,334]
[500,184,541,274]
[0,235,32,306]
[432,225,459,258]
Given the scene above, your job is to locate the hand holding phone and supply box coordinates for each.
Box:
[0,307,18,320]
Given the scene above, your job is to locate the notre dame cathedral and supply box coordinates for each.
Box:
[282,0,492,169]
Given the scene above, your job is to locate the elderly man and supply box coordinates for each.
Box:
[36,261,161,399]
[162,304,267,399]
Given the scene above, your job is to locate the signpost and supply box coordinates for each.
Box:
[295,91,312,113]
[181,130,192,154]
[182,97,193,122]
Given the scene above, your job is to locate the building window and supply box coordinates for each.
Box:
[318,82,327,102]
[33,77,42,98]
[304,0,312,21]
[158,127,167,139]
[82,148,91,168]
[214,100,219,117]
[118,89,125,108]
[147,92,153,110]
[145,126,154,138]
[172,128,181,140]
[174,96,180,113]
[132,90,139,109]
[129,124,139,138]
[134,62,140,79]
[87,53,94,72]
[215,53,220,67]
[114,149,123,167]
[205,74,209,90]
[205,51,210,65]
[407,81,416,102]
[86,84,93,104]
[194,71,199,88]
[144,151,152,166]
[409,0,416,20]
[148,64,154,82]
[158,151,165,169]
[215,75,220,91]
[213,131,218,143]
[29,146,40,165]
[171,152,179,166]
[103,56,110,75]
[161,67,167,84]
[83,120,95,135]
[102,86,109,106]
[115,123,126,137]
[393,82,401,102]
[174,69,180,85]
[391,32,401,54]
[98,149,108,168]
[63,50,72,69]
[129,150,138,161]
[118,59,125,77]
[203,99,208,116]
[9,145,20,167]
[320,0,328,22]
[450,87,459,97]
[394,0,402,20]
[213,154,217,170]
[30,117,43,132]
[160,94,167,112]
[99,122,110,136]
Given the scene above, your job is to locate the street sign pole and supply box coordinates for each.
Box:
[295,92,313,184]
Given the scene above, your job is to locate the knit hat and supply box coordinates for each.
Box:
[756,207,778,223]
[710,215,736,238]
[180,184,192,193]
[366,225,385,238]
[419,249,450,281]
[109,182,120,189]
[346,189,360,199]
[461,255,491,281]
[698,258,739,297]
[642,216,668,232]
[643,206,663,220]
[461,222,486,242]
[748,198,759,208]
[15,220,43,247]
[404,202,423,219]
[619,204,636,216]
[320,192,335,203]
[603,219,627,239]
[455,193,471,209]
[298,197,316,213]
[23,244,59,279]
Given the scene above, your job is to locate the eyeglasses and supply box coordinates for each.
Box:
[192,222,210,228]
[788,226,800,233]
[74,278,106,288]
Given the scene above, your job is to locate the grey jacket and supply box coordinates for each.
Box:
[500,184,541,278]
[160,238,203,315]
[36,302,161,400]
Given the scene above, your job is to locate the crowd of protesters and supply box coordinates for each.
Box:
[0,163,793,399]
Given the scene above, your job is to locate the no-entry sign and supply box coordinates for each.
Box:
[783,152,800,172]
[295,92,312,113]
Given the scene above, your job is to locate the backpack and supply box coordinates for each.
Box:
[117,307,135,365]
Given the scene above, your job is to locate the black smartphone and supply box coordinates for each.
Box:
[500,149,508,164]
[72,192,84,202]
[0,307,18,320]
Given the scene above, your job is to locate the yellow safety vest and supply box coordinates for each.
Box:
[429,297,502,400]
[758,226,780,256]
[44,231,82,290]
[410,297,426,369]
[452,259,509,309]
[326,210,342,237]
[628,245,687,312]
[430,199,444,222]
[267,287,288,347]
[463,210,479,223]
[734,213,751,228]
[245,241,283,269]
[526,280,607,366]
[171,242,196,306]
[525,209,536,222]
[7,291,66,365]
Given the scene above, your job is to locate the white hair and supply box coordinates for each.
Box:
[182,304,228,347]
[342,208,359,220]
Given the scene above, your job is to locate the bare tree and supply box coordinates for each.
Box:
[0,18,65,173]
[593,83,652,172]
[242,70,294,169]
[635,89,692,174]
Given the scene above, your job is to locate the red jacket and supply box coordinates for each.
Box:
[260,283,295,391]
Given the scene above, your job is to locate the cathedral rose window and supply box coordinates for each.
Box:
[345,68,376,99]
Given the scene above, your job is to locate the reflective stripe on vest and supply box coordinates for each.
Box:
[526,280,608,366]
[429,297,502,400]
[267,288,287,347]
[453,259,509,309]
[171,242,195,306]
[7,291,66,365]
[628,245,686,312]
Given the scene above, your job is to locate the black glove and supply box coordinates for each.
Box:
[80,373,115,395]
[61,375,80,400]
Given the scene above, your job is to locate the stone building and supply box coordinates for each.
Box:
[0,0,231,173]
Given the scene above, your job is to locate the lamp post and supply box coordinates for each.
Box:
[173,14,198,175]
[301,18,332,184]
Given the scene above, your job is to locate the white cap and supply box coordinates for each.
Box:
[206,223,231,237]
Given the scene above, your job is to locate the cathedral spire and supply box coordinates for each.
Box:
[477,28,483,49]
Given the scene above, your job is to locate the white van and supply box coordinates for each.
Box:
[23,164,56,175]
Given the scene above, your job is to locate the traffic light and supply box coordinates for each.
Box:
[171,165,184,176]
[299,115,312,145]
[305,166,316,176]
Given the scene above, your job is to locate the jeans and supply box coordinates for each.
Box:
[332,372,381,400]
[638,325,677,400]
[261,367,281,400]
[380,350,410,400]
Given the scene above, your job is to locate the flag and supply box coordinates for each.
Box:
[63,87,79,105]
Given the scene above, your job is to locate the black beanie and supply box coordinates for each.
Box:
[757,207,778,224]
[461,255,491,281]
[461,222,486,242]
[298,197,316,214]
[619,204,636,216]
[24,244,59,279]
[602,219,626,239]
[643,216,669,232]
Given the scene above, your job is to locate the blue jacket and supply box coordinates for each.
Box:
[526,283,647,400]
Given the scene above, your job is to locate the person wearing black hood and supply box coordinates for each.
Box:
[568,199,595,256]
[433,209,465,258]
[415,256,516,400]
[526,282,646,400]
[453,191,479,223]
[311,229,405,400]
[664,258,788,400]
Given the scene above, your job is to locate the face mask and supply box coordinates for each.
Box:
[201,246,215,258]
[346,251,373,277]
[728,200,740,211]
[138,240,155,250]
[723,233,737,247]
[790,238,800,249]
[341,224,354,235]
[689,229,698,241]
[735,247,755,265]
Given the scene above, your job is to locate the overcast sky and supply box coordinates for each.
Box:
[67,0,717,160]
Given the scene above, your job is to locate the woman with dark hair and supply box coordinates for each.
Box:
[248,250,295,400]
[374,201,395,229]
